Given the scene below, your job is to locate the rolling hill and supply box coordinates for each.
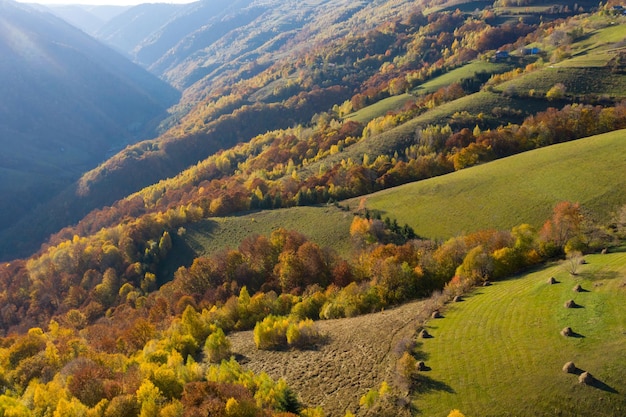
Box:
[349,129,626,240]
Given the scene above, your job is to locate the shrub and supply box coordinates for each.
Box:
[254,315,290,350]
[204,328,232,363]
[286,319,320,348]
[253,316,322,350]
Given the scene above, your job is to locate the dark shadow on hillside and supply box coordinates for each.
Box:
[412,374,455,395]
[588,378,619,394]
[157,231,201,284]
[578,270,620,282]
[234,353,249,364]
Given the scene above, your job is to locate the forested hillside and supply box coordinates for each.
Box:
[1,0,626,416]
[0,0,179,258]
[8,0,616,259]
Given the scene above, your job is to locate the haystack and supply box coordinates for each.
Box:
[416,361,428,371]
[431,311,442,319]
[453,295,463,302]
[483,281,492,287]
[548,276,557,284]
[579,371,594,385]
[564,299,578,308]
[418,329,432,339]
[562,361,576,373]
[560,327,573,337]
[573,284,583,292]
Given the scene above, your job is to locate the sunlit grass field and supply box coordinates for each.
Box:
[349,129,626,239]
[415,251,626,416]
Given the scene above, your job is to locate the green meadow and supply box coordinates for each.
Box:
[350,129,626,240]
[415,251,626,416]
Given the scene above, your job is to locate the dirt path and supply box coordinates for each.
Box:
[229,299,427,416]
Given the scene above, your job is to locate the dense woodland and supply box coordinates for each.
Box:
[2,0,626,416]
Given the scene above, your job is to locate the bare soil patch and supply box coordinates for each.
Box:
[229,300,427,416]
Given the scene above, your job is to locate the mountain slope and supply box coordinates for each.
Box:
[350,129,626,239]
[0,0,180,258]
[94,3,186,56]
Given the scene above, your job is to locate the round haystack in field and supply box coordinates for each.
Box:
[562,361,576,373]
[431,311,442,319]
[418,329,432,339]
[561,327,573,337]
[453,295,463,302]
[564,299,578,308]
[579,371,594,385]
[548,277,558,284]
[416,361,428,371]
[483,281,492,286]
[573,284,583,292]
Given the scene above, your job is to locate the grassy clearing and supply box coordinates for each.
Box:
[345,61,513,125]
[346,94,414,124]
[305,85,552,181]
[414,251,626,417]
[182,205,356,258]
[496,18,626,97]
[349,129,626,239]
[415,61,512,95]
[495,66,626,98]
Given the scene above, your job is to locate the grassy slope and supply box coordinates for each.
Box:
[415,251,626,416]
[415,61,511,94]
[302,90,547,179]
[347,93,414,124]
[345,61,513,125]
[497,18,626,98]
[182,205,356,257]
[178,129,626,263]
[349,129,626,240]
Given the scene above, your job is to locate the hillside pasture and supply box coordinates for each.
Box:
[346,93,414,124]
[180,205,355,257]
[495,66,626,99]
[414,251,626,416]
[414,61,512,95]
[348,129,626,240]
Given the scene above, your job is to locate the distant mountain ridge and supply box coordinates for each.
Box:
[0,0,180,258]
[37,3,131,35]
[83,0,421,93]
